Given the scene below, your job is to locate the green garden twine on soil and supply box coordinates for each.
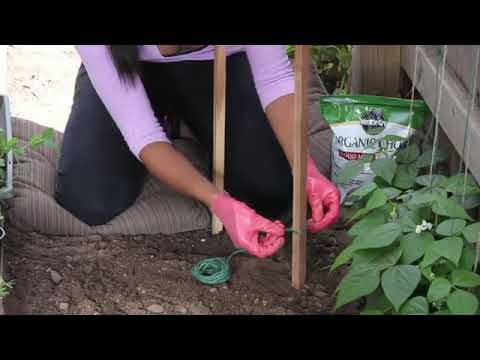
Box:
[191,228,301,285]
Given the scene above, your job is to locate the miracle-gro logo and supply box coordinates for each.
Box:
[360,109,386,135]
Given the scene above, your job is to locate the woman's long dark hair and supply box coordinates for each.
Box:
[108,45,141,84]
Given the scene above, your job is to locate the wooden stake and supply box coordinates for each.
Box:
[292,45,310,289]
[212,45,226,235]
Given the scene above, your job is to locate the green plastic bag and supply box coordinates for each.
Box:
[319,95,429,202]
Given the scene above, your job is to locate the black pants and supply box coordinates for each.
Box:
[54,53,293,226]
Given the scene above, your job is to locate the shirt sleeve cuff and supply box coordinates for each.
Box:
[259,78,295,111]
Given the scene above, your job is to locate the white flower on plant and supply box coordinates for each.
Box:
[415,225,423,234]
[421,220,433,231]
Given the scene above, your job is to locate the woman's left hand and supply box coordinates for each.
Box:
[306,157,341,233]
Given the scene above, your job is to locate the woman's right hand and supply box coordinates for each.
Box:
[211,193,285,259]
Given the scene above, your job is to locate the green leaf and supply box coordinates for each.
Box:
[381,265,421,311]
[331,245,356,271]
[371,158,397,184]
[453,194,480,210]
[432,198,473,221]
[352,223,403,251]
[348,210,388,237]
[399,296,429,315]
[433,310,451,315]
[365,189,388,212]
[398,211,422,233]
[422,237,464,268]
[360,309,383,315]
[400,232,435,264]
[462,222,480,243]
[406,187,446,208]
[416,148,448,168]
[336,160,366,185]
[335,264,381,310]
[459,244,476,271]
[416,175,447,187]
[436,219,466,237]
[381,187,402,200]
[393,163,418,190]
[352,246,402,271]
[350,208,369,222]
[427,277,452,302]
[349,182,377,199]
[441,174,480,196]
[365,289,393,313]
[447,289,479,315]
[396,143,420,164]
[451,270,480,288]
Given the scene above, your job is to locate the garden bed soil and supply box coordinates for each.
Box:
[3,224,357,315]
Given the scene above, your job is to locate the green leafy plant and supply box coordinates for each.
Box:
[0,278,14,299]
[286,45,352,95]
[332,138,480,315]
[0,127,56,186]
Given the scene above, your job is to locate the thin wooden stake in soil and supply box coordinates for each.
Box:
[292,45,310,289]
[212,45,226,235]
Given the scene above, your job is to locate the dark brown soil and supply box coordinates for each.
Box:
[2,223,357,315]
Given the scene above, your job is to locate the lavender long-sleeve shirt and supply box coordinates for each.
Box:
[76,45,295,159]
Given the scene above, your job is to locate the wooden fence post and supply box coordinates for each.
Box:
[350,45,401,97]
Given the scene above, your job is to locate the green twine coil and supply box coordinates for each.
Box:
[191,249,246,285]
[191,228,304,285]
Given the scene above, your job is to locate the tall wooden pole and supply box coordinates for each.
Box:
[212,45,226,235]
[292,45,310,289]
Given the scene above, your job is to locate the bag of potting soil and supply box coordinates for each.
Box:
[319,95,429,203]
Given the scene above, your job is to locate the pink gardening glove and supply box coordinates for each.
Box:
[307,156,341,233]
[211,193,285,259]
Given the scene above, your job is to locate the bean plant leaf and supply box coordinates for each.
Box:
[396,143,420,164]
[352,246,402,271]
[399,296,429,315]
[436,219,466,237]
[352,223,403,251]
[440,174,480,195]
[406,187,446,208]
[365,189,388,212]
[348,209,388,237]
[416,148,448,168]
[432,198,473,221]
[453,194,480,210]
[371,158,397,184]
[393,163,418,190]
[336,160,365,185]
[365,289,393,313]
[335,265,380,310]
[427,277,452,302]
[360,309,383,315]
[330,245,356,271]
[400,232,434,265]
[462,222,480,243]
[349,182,377,199]
[381,187,402,200]
[416,175,447,187]
[381,265,421,311]
[398,211,422,233]
[459,244,476,271]
[450,270,480,288]
[447,289,479,315]
[421,237,464,268]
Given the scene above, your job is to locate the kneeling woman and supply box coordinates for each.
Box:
[54,45,340,258]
